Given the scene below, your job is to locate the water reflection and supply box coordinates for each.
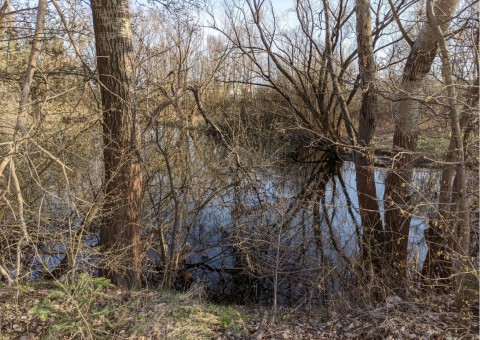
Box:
[27,154,439,305]
[184,160,439,304]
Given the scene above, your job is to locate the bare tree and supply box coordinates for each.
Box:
[422,80,478,287]
[426,0,471,306]
[383,0,461,283]
[91,0,143,288]
[353,0,383,280]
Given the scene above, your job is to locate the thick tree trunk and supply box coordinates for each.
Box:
[383,0,460,282]
[91,0,143,289]
[354,0,384,277]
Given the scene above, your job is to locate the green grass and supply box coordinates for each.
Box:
[0,278,249,339]
[207,305,246,335]
[416,133,449,156]
[375,130,450,158]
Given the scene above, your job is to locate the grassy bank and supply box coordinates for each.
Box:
[0,277,477,339]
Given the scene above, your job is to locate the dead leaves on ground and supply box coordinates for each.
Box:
[0,284,478,339]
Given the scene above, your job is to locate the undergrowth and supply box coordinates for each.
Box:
[11,277,251,339]
[0,276,477,339]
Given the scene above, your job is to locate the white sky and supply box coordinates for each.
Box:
[133,0,297,27]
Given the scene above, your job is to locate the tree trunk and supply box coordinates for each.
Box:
[91,0,143,289]
[426,0,470,306]
[383,0,460,283]
[354,0,384,278]
[422,80,478,286]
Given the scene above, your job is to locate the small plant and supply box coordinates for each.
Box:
[29,274,114,338]
[220,313,233,328]
[208,305,244,329]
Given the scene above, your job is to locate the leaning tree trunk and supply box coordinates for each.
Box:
[383,0,460,283]
[91,0,143,289]
[354,0,384,280]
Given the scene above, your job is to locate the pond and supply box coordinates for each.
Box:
[27,147,441,305]
[163,160,440,304]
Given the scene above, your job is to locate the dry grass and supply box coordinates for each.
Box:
[0,280,252,339]
[0,279,478,339]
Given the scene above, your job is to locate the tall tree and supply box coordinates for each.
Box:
[383,0,460,283]
[91,0,143,288]
[422,80,478,286]
[353,0,383,279]
[426,0,470,306]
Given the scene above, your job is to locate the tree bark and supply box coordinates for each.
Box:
[354,0,384,278]
[91,0,143,289]
[383,0,460,283]
[426,0,470,306]
[422,80,478,286]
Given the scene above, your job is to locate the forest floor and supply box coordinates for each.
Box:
[0,278,478,339]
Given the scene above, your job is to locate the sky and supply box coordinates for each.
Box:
[133,0,298,28]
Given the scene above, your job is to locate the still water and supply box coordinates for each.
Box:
[31,159,439,305]
[181,161,439,303]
